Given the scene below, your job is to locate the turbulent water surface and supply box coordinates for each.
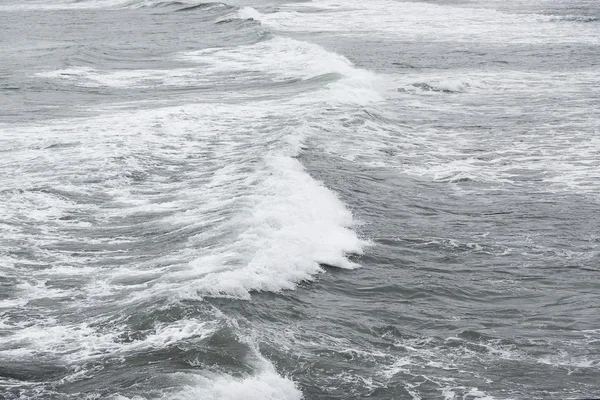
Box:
[1,0,599,398]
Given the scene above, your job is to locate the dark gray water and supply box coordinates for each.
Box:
[1,0,599,399]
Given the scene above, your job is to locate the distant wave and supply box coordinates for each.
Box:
[120,0,233,12]
[0,0,233,11]
[395,79,471,94]
[537,14,599,23]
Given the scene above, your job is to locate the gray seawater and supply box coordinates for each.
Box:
[1,0,599,399]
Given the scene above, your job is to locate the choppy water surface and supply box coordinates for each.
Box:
[1,0,599,399]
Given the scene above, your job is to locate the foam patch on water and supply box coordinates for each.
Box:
[107,371,301,400]
[537,350,600,369]
[1,310,302,398]
[535,14,599,23]
[299,68,600,194]
[159,367,302,400]
[0,318,217,362]
[0,0,131,10]
[0,0,210,11]
[407,79,471,94]
[441,387,500,400]
[35,66,193,88]
[97,334,303,400]
[257,318,564,398]
[119,0,226,9]
[246,0,599,44]
[237,6,263,21]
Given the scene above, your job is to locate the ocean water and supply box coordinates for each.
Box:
[1,0,599,398]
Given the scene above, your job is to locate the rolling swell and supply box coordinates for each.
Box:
[177,2,231,12]
[0,1,378,396]
[118,0,235,12]
[3,0,600,398]
[108,0,234,11]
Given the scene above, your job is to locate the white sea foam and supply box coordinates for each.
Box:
[408,79,472,94]
[537,350,599,369]
[99,335,303,400]
[0,0,130,11]
[105,366,301,400]
[0,0,203,11]
[462,388,500,400]
[238,6,263,21]
[298,67,600,194]
[182,154,364,297]
[35,66,196,89]
[158,367,302,400]
[248,0,599,44]
[0,317,216,362]
[1,312,302,399]
[439,386,502,400]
